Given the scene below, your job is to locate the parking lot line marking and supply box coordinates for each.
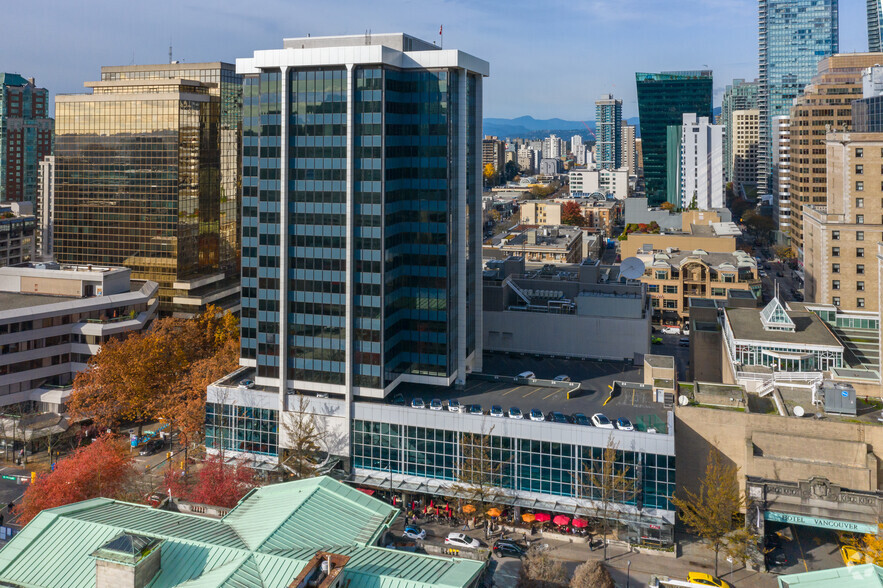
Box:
[542,389,559,400]
[464,381,485,393]
[631,389,636,405]
[503,386,526,397]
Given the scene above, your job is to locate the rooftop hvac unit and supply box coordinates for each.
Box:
[822,381,856,416]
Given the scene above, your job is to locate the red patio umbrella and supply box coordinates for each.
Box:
[534,512,551,522]
[571,518,588,528]
[553,515,570,526]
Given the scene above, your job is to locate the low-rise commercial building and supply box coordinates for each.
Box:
[0,476,486,588]
[519,198,621,238]
[0,263,158,412]
[569,167,629,199]
[638,248,760,325]
[0,202,35,267]
[620,209,741,259]
[498,226,582,264]
[482,257,650,361]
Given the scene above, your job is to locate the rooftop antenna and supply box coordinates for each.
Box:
[169,38,172,64]
[365,29,371,45]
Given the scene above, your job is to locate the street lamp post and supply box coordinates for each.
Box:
[627,560,632,588]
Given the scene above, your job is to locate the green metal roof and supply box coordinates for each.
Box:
[778,564,883,588]
[0,475,485,588]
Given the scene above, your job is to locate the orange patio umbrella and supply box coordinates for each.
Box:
[522,513,536,523]
[487,508,502,517]
[462,504,476,514]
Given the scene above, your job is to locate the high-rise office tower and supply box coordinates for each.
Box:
[721,79,759,183]
[771,116,791,233]
[571,134,584,159]
[54,64,242,316]
[621,123,637,177]
[37,155,54,260]
[482,135,505,174]
[595,95,622,170]
[0,74,53,204]
[99,63,243,279]
[731,110,760,188]
[542,134,562,159]
[785,53,880,255]
[636,71,713,205]
[758,0,839,192]
[869,0,882,52]
[677,114,724,210]
[236,33,486,397]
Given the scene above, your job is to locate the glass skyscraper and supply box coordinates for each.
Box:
[594,94,622,170]
[54,64,242,316]
[238,34,485,399]
[635,71,713,206]
[758,0,839,191]
[869,0,882,52]
[0,74,53,204]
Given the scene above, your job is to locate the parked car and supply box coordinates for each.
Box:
[679,337,690,347]
[660,326,680,335]
[139,439,163,456]
[572,413,591,426]
[392,394,405,406]
[591,413,614,429]
[529,409,545,422]
[445,533,480,549]
[687,572,733,588]
[447,399,462,413]
[468,404,483,415]
[553,375,571,382]
[546,411,570,424]
[403,526,426,540]
[493,539,526,558]
[682,328,690,336]
[410,398,425,409]
[489,405,504,418]
[517,371,536,379]
[615,417,634,431]
[508,407,523,419]
[765,551,789,568]
[429,399,443,411]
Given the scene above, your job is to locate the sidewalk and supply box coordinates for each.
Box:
[399,515,779,587]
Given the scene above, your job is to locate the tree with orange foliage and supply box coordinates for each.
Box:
[16,435,135,525]
[560,201,586,226]
[69,306,239,443]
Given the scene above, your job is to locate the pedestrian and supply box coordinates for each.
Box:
[6,503,12,513]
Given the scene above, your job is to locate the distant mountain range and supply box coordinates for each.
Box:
[483,108,722,140]
[482,115,640,139]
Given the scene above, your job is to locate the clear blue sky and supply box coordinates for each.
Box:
[5,0,869,120]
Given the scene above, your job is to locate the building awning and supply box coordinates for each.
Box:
[761,350,811,361]
[357,488,375,496]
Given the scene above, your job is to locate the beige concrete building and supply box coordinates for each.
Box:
[786,53,883,256]
[621,123,637,177]
[498,226,582,264]
[638,249,760,325]
[568,168,629,199]
[731,109,759,187]
[519,198,622,238]
[675,402,883,535]
[804,130,883,312]
[620,209,740,259]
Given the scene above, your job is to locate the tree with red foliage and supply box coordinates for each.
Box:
[16,435,135,525]
[560,201,586,226]
[179,454,258,509]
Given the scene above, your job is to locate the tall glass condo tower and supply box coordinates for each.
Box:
[635,71,713,206]
[238,34,487,403]
[758,0,839,191]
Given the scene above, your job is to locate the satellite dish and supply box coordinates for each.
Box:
[678,395,689,406]
[620,257,646,280]
[793,405,805,417]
